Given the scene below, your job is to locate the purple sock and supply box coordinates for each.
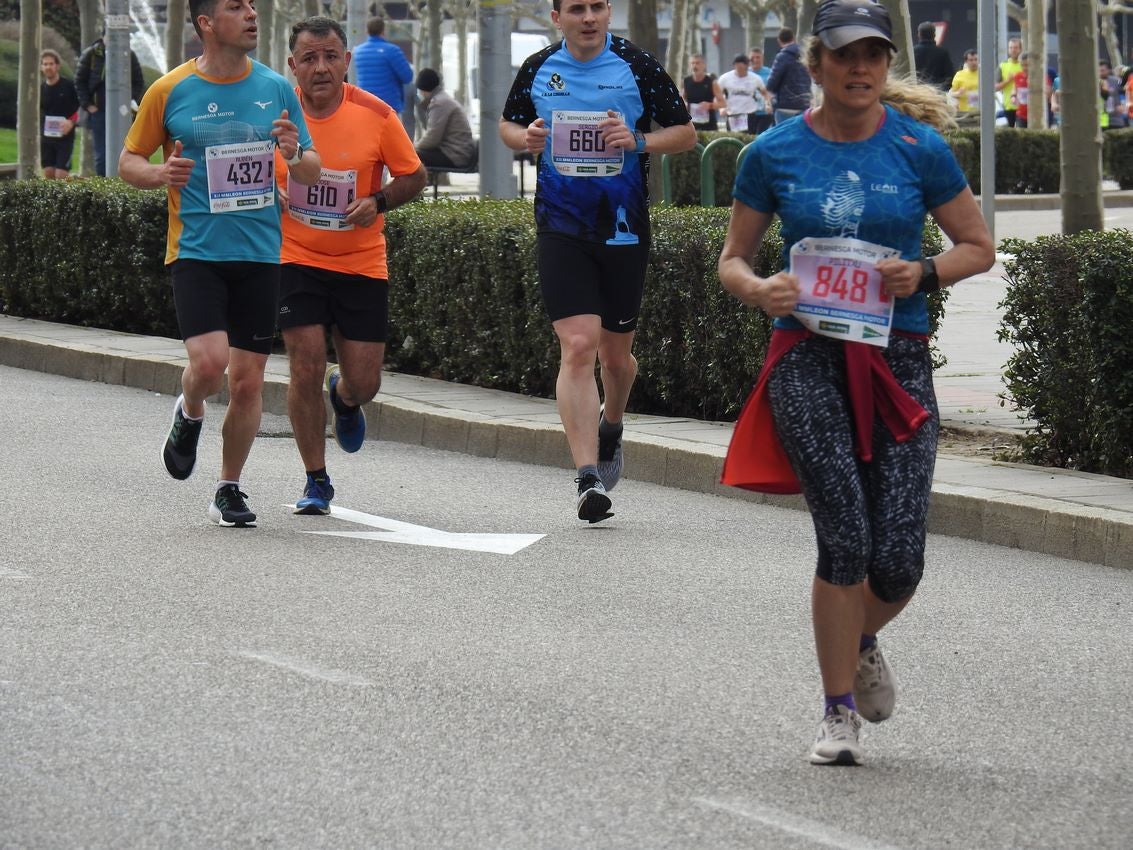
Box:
[860,634,877,652]
[824,692,856,715]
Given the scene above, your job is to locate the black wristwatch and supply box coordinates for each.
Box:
[372,190,388,214]
[916,257,940,293]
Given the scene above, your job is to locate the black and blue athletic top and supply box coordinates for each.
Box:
[503,34,690,244]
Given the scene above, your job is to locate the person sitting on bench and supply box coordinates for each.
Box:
[413,68,477,169]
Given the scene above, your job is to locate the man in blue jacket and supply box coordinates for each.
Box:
[766,27,812,124]
[353,16,413,116]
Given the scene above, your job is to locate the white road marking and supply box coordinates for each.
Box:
[236,651,373,686]
[0,566,30,578]
[693,797,904,850]
[289,505,545,555]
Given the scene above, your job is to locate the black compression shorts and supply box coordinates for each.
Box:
[169,259,280,354]
[536,231,651,332]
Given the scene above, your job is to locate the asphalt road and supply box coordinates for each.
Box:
[2,367,1131,849]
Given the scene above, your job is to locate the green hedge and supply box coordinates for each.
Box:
[665,130,753,207]
[0,179,174,335]
[1000,229,1133,477]
[668,127,1072,204]
[0,181,946,422]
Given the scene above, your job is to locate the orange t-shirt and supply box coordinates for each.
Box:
[276,83,421,279]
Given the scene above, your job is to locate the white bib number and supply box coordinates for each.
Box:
[727,113,749,132]
[204,139,275,213]
[43,115,68,138]
[550,110,623,177]
[287,168,357,231]
[789,237,900,347]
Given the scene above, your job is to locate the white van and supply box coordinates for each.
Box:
[440,32,551,138]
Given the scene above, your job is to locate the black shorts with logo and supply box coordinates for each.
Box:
[277,263,390,343]
[536,231,651,332]
[169,259,280,354]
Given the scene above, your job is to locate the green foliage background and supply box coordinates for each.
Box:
[0,182,948,423]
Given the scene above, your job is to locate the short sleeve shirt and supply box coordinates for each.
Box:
[733,106,968,334]
[276,83,421,280]
[125,58,313,266]
[502,34,690,244]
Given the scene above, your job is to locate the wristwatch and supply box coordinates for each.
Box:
[285,143,304,167]
[916,257,940,293]
[372,191,388,214]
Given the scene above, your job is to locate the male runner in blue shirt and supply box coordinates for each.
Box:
[500,0,695,523]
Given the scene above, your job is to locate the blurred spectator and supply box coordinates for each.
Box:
[718,54,770,134]
[413,68,476,169]
[1100,59,1126,129]
[354,16,413,117]
[39,49,80,179]
[766,27,812,124]
[747,47,774,133]
[995,36,1023,127]
[682,53,724,131]
[913,21,953,91]
[75,33,146,176]
[950,49,981,124]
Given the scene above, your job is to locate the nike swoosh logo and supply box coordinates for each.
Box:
[252,333,274,341]
[618,318,635,325]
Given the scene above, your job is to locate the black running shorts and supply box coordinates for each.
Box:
[169,259,280,354]
[536,231,651,332]
[40,135,75,170]
[277,263,390,343]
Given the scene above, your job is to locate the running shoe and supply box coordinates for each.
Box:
[326,366,366,453]
[162,393,203,480]
[597,404,625,491]
[209,484,257,527]
[808,705,864,766]
[294,475,335,516]
[853,643,897,722]
[576,472,614,523]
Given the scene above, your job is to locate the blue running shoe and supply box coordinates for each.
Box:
[597,404,624,491]
[325,366,366,453]
[294,474,335,515]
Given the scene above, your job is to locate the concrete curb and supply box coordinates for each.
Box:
[1,327,1131,570]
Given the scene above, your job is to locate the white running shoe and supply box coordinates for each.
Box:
[853,643,896,723]
[808,705,864,766]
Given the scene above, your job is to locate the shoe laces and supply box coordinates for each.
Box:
[305,477,333,499]
[171,410,202,443]
[217,485,249,510]
[857,648,886,689]
[575,472,602,492]
[821,707,861,740]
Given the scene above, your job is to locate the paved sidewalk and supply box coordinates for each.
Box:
[1,312,1131,569]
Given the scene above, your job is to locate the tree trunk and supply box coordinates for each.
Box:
[166,0,186,70]
[1058,0,1103,234]
[628,0,659,57]
[18,0,43,180]
[1099,11,1120,66]
[79,0,98,175]
[1027,0,1047,130]
[878,0,913,79]
[666,0,690,84]
[745,9,768,52]
[796,0,817,46]
[424,0,442,69]
[259,0,275,71]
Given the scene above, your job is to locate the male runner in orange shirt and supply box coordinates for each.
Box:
[276,16,426,514]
